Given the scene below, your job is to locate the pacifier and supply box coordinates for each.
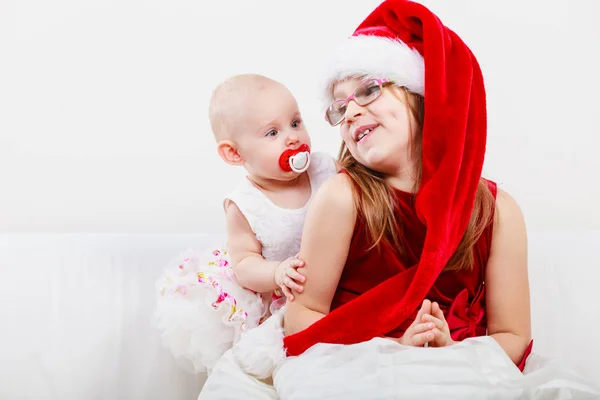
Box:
[278,143,311,173]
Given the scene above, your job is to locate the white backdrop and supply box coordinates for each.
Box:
[1,0,599,233]
[1,1,600,399]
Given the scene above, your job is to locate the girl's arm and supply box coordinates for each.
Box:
[485,188,532,364]
[283,174,357,335]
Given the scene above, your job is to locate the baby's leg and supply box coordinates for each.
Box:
[198,348,278,400]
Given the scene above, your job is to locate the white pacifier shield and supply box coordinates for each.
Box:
[289,152,310,173]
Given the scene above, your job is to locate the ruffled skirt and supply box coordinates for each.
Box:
[154,246,280,373]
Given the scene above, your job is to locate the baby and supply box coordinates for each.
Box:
[154,74,338,373]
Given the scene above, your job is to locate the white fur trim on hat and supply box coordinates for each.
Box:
[321,35,425,102]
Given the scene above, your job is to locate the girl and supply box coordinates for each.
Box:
[199,1,599,398]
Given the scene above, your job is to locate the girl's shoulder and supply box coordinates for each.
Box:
[308,172,356,216]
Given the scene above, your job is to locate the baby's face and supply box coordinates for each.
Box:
[234,84,311,181]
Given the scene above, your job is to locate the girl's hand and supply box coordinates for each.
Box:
[422,301,455,347]
[397,300,455,347]
[398,299,433,346]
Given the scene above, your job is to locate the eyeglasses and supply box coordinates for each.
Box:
[325,78,392,127]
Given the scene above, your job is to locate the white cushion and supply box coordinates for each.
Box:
[0,231,597,398]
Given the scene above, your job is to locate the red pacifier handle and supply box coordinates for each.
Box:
[278,144,311,173]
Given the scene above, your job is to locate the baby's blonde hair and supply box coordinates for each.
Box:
[208,74,282,141]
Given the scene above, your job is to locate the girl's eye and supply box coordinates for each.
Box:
[266,130,277,137]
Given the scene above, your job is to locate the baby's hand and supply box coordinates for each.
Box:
[274,256,305,301]
[398,299,455,347]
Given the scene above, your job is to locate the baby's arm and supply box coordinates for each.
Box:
[284,174,356,335]
[225,201,304,294]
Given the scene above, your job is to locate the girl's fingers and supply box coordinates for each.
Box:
[431,301,446,322]
[421,314,445,331]
[411,330,435,346]
[415,299,432,323]
[431,327,454,347]
[411,322,436,334]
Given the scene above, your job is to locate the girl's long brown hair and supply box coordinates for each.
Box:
[338,86,494,272]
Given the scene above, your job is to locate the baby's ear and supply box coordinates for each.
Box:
[217,140,244,166]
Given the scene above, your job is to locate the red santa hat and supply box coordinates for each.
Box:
[284,0,488,356]
[320,25,425,101]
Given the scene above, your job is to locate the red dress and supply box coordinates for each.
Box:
[330,180,532,369]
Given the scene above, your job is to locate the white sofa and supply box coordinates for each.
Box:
[0,231,598,399]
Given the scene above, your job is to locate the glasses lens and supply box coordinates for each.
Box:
[355,80,382,106]
[326,100,346,126]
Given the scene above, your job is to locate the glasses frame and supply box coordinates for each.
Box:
[325,78,391,127]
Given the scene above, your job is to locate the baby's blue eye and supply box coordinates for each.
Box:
[291,120,301,128]
[266,130,278,137]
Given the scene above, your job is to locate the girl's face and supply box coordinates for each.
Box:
[331,78,419,178]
